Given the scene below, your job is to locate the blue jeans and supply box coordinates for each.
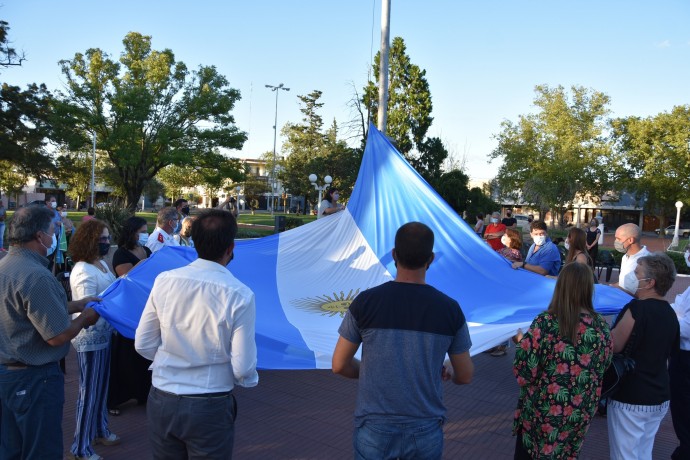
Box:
[0,221,5,249]
[0,362,64,459]
[353,418,443,460]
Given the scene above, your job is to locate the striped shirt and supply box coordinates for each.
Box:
[0,247,70,365]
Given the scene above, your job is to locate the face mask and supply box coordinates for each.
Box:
[622,272,650,294]
[590,222,598,227]
[490,218,498,223]
[533,235,546,246]
[50,201,57,209]
[98,242,110,256]
[40,232,57,256]
[614,240,627,254]
[564,240,570,250]
[181,206,190,215]
[501,235,510,246]
[685,251,690,268]
[61,211,68,218]
[506,213,512,217]
[138,233,149,246]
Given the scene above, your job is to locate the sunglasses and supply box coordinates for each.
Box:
[99,235,112,243]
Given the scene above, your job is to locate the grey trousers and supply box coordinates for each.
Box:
[147,387,237,460]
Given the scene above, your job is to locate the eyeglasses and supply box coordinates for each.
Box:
[99,236,112,243]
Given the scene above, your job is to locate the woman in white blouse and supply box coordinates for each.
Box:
[67,219,119,460]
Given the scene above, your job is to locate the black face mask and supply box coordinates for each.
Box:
[98,242,110,256]
[181,206,190,215]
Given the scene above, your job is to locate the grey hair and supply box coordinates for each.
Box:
[156,206,179,227]
[638,252,676,296]
[491,211,501,219]
[8,206,54,245]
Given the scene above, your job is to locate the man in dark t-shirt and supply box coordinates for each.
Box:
[502,209,517,228]
[332,222,474,459]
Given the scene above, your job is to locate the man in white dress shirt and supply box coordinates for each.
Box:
[136,209,258,459]
[145,207,180,253]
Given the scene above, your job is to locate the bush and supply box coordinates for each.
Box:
[94,204,133,243]
[666,251,690,275]
[236,229,264,239]
[285,217,304,230]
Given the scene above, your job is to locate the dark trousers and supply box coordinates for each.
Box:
[0,362,64,459]
[514,433,532,460]
[670,350,690,460]
[147,387,237,460]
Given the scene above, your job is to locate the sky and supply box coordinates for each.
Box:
[3,0,689,182]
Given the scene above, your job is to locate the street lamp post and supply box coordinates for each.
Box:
[235,186,241,215]
[90,132,96,208]
[672,201,684,248]
[309,174,332,216]
[266,83,290,217]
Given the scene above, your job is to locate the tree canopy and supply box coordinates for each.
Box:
[611,105,690,228]
[490,85,611,226]
[53,32,247,210]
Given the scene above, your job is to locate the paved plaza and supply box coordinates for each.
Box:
[59,234,687,458]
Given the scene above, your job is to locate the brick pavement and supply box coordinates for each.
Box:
[59,251,689,459]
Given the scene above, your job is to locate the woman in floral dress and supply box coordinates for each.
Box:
[513,262,612,459]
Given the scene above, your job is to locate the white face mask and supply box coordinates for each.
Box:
[622,271,649,294]
[40,232,57,256]
[138,233,149,246]
[61,211,68,218]
[501,235,510,246]
[490,218,498,223]
[564,240,570,250]
[50,201,57,209]
[532,235,546,246]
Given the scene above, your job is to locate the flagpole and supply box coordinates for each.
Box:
[377,0,391,133]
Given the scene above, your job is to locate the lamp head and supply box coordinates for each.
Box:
[676,201,684,209]
[308,174,317,183]
[324,175,333,185]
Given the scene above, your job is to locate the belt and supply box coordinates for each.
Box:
[2,362,28,370]
[155,388,232,399]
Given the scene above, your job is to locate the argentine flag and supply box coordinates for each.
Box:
[94,124,630,369]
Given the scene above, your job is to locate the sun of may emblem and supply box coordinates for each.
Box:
[292,289,362,317]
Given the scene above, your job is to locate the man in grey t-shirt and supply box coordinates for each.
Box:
[0,206,99,459]
[332,222,474,459]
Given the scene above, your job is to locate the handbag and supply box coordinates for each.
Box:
[600,353,635,399]
[600,310,637,400]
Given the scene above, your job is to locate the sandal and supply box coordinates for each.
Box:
[490,346,507,357]
[94,432,121,446]
[108,408,120,416]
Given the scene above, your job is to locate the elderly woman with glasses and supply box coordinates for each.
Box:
[608,252,680,460]
[67,219,120,460]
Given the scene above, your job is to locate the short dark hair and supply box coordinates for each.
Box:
[45,194,56,204]
[191,209,237,261]
[530,220,547,233]
[87,207,95,216]
[394,222,434,269]
[118,216,148,250]
[8,206,54,244]
[174,199,188,209]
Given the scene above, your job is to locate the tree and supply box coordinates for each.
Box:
[53,32,247,211]
[611,105,690,234]
[54,148,92,207]
[363,37,433,157]
[434,169,470,214]
[243,175,267,215]
[0,83,54,176]
[0,20,26,68]
[490,85,611,227]
[0,160,28,204]
[157,165,200,203]
[280,90,327,209]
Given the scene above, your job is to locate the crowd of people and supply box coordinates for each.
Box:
[1,200,689,459]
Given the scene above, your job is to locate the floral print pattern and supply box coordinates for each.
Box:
[513,312,612,459]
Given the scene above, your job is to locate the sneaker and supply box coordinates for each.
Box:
[94,432,121,446]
